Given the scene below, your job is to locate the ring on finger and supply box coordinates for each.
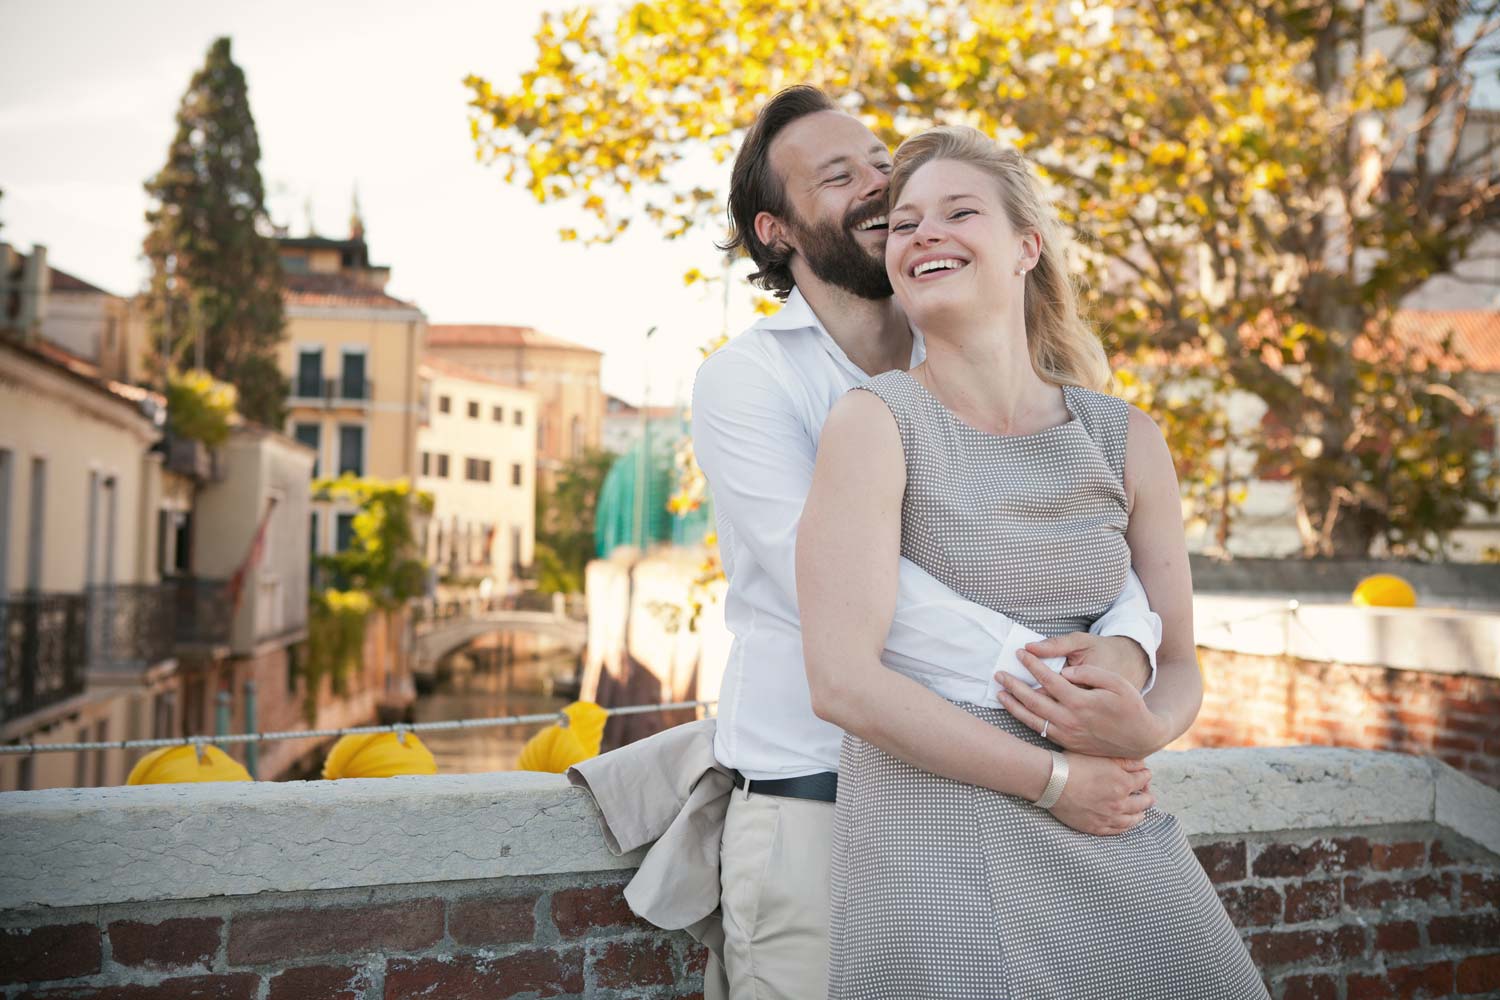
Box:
[1040,719,1050,739]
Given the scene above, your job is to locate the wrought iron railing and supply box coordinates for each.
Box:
[288,375,372,404]
[172,577,232,647]
[159,433,220,481]
[89,583,175,671]
[1,592,88,723]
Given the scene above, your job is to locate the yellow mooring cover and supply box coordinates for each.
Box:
[1352,574,1417,608]
[561,701,608,757]
[127,744,252,785]
[516,702,608,773]
[322,731,437,780]
[517,723,591,773]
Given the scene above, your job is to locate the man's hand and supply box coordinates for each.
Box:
[1023,633,1150,691]
[995,649,1170,759]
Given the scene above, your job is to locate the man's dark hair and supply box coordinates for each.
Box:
[721,86,838,301]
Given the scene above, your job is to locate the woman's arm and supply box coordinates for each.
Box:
[798,391,1154,834]
[1122,404,1203,742]
[996,404,1201,756]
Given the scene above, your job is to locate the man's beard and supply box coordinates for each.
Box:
[788,203,893,301]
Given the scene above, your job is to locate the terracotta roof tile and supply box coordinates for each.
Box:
[1390,310,1500,373]
[47,266,112,296]
[427,324,601,354]
[281,272,416,311]
[420,355,534,391]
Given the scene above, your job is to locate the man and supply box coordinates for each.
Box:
[692,87,1205,997]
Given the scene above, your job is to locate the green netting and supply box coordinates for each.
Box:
[595,417,714,556]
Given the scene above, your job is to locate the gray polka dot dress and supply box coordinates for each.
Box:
[826,370,1268,1000]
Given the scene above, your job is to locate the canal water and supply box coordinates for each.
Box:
[412,638,577,774]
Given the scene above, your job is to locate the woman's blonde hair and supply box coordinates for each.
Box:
[888,126,1110,390]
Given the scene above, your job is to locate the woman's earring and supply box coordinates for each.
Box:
[1014,265,1026,276]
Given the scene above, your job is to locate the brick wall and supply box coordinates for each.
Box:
[3,826,1497,998]
[1194,824,1500,999]
[3,753,1496,998]
[1179,650,1500,790]
[0,873,706,1000]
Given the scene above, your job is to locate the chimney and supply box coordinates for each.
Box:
[0,243,47,341]
[21,245,48,336]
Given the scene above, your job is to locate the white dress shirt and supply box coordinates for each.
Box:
[692,289,1162,780]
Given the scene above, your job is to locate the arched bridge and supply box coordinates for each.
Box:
[413,609,587,675]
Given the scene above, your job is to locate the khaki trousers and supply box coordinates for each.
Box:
[719,788,835,1000]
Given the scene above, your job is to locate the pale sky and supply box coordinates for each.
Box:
[0,0,764,406]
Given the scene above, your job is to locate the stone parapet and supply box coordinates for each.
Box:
[0,748,1497,997]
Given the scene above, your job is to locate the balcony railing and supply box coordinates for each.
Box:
[289,375,373,405]
[89,583,175,672]
[1,592,88,723]
[159,433,222,482]
[172,578,232,648]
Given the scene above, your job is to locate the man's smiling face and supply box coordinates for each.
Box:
[764,110,895,300]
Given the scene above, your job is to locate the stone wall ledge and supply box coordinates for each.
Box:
[1194,595,1500,678]
[2,748,1497,913]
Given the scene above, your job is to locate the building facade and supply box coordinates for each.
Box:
[275,233,426,491]
[0,334,179,792]
[424,325,604,492]
[274,231,427,570]
[416,359,537,594]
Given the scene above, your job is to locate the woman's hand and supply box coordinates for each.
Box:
[1048,753,1155,836]
[996,651,1171,759]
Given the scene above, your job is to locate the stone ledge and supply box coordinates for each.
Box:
[1,748,1495,912]
[1194,595,1500,678]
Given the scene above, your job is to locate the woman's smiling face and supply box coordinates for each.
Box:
[885,158,1035,329]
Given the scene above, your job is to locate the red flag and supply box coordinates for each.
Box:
[227,497,279,612]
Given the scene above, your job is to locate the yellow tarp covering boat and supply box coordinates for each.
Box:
[517,700,608,773]
[127,744,252,785]
[322,731,437,779]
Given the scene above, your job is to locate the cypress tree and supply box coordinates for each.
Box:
[144,37,286,426]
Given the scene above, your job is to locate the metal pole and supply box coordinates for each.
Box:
[215,689,231,742]
[636,326,657,549]
[243,679,259,779]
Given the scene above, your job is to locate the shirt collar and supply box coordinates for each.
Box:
[753,286,926,376]
[751,287,822,333]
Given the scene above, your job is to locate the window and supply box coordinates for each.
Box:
[339,348,368,400]
[26,457,45,591]
[335,512,357,552]
[295,347,323,398]
[465,458,493,482]
[292,422,321,476]
[308,511,320,563]
[511,526,522,572]
[438,395,451,415]
[513,409,524,427]
[156,509,191,577]
[421,451,431,477]
[492,405,504,423]
[436,454,450,478]
[337,424,365,477]
[511,463,523,487]
[467,400,480,419]
[570,415,583,457]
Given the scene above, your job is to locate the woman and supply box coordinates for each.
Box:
[796,126,1267,999]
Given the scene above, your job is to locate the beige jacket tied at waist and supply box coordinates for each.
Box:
[567,718,732,1000]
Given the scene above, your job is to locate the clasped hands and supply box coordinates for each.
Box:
[994,633,1169,836]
